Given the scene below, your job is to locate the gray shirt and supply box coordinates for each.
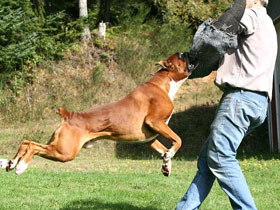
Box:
[215,7,278,101]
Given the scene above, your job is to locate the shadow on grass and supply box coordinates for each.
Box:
[115,105,271,160]
[61,199,161,210]
[115,105,217,160]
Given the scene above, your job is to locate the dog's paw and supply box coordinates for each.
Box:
[161,164,170,177]
[6,160,16,172]
[161,158,172,177]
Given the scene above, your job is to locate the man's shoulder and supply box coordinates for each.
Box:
[250,7,271,20]
[245,8,258,16]
[241,7,273,35]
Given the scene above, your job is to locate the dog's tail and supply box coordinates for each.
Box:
[57,108,71,120]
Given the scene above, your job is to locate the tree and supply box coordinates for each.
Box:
[79,0,91,40]
[97,0,110,23]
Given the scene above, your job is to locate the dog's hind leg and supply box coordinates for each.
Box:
[12,140,80,175]
[6,126,66,174]
[6,140,31,172]
[6,131,58,172]
[6,139,77,175]
[7,122,112,175]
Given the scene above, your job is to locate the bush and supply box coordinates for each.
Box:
[0,8,39,73]
[113,0,232,84]
[115,20,193,84]
[0,7,83,73]
[155,0,231,32]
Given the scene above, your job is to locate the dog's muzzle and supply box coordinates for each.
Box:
[179,52,198,73]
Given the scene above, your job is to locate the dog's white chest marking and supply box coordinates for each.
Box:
[166,78,187,126]
[168,78,187,101]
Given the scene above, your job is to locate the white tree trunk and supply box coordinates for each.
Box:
[79,0,88,17]
[79,0,91,40]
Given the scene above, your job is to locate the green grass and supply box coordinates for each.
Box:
[0,155,280,210]
[0,99,278,210]
[0,76,276,210]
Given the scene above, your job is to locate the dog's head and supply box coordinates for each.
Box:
[157,52,195,81]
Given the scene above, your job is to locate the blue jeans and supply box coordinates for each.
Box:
[176,89,268,210]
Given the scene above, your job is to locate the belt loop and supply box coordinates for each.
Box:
[240,89,244,94]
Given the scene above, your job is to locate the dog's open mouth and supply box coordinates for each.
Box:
[188,62,198,72]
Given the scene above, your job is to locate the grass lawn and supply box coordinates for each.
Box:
[0,152,280,210]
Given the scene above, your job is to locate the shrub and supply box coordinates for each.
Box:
[155,0,231,32]
[115,20,192,84]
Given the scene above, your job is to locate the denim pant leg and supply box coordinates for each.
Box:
[207,90,268,210]
[175,140,216,210]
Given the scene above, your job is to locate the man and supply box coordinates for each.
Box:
[188,0,246,78]
[176,0,277,209]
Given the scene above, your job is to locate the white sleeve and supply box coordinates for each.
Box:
[239,8,259,35]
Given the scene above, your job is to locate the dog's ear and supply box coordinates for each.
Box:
[156,61,169,70]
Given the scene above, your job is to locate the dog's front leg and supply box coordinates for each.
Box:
[147,139,168,157]
[145,119,182,176]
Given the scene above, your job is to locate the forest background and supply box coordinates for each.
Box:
[0,0,270,156]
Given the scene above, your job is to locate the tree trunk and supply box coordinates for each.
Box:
[104,0,111,23]
[79,0,91,40]
[98,0,111,23]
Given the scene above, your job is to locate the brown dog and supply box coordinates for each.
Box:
[3,52,192,176]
